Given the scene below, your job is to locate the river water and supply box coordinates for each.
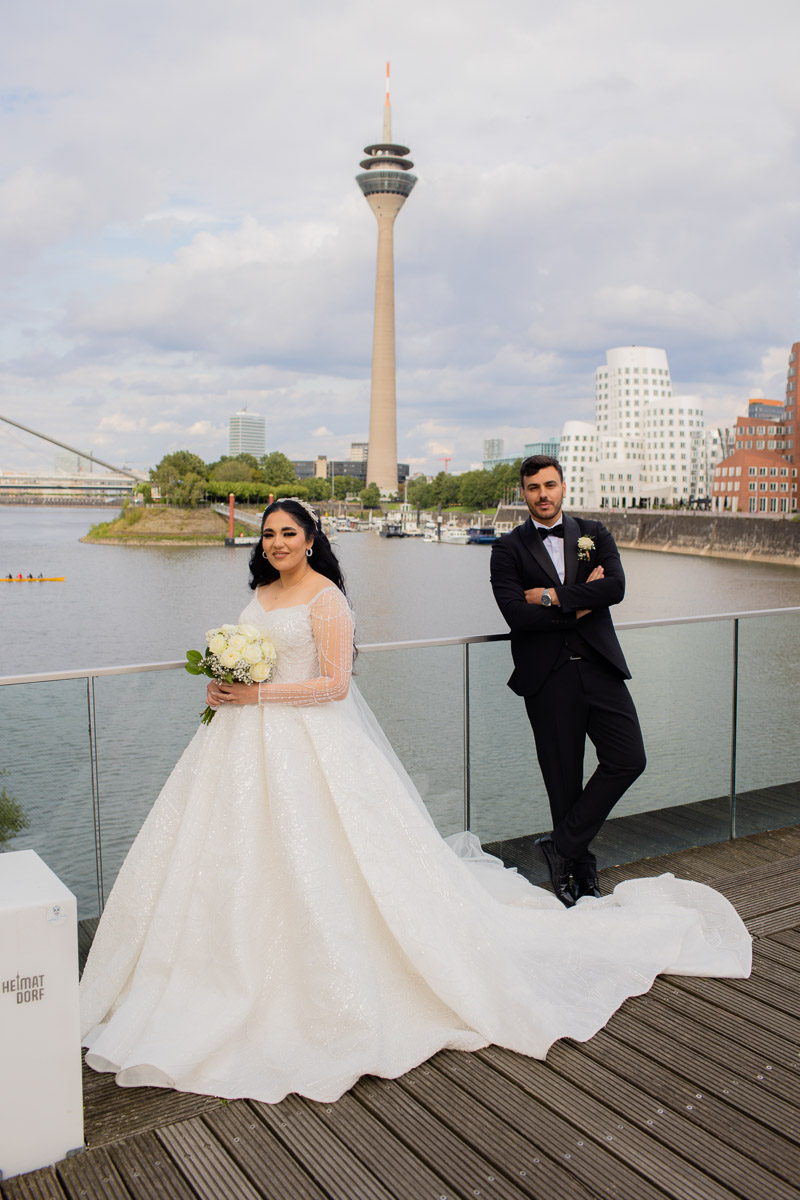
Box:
[1,506,799,915]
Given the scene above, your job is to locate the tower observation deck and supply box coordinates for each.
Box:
[356,65,417,496]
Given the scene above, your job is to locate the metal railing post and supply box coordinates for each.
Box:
[87,675,105,912]
[463,641,471,832]
[729,619,739,841]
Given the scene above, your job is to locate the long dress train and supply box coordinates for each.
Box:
[80,585,751,1104]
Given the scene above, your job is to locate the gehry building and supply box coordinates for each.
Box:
[560,347,705,508]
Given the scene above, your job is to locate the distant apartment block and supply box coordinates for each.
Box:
[229,410,266,458]
[483,438,504,463]
[523,440,560,459]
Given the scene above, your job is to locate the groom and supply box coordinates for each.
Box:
[490,455,646,906]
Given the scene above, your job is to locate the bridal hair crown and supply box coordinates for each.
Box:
[269,496,320,525]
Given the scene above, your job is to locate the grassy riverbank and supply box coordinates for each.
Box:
[81,505,249,545]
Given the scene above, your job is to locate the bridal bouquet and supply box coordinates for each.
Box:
[185,624,277,724]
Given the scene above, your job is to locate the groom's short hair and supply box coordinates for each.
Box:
[520,455,563,486]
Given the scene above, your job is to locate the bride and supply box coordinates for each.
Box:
[80,498,751,1105]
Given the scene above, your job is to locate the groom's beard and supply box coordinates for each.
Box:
[526,493,564,525]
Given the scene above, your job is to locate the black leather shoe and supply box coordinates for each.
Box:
[573,875,602,899]
[534,836,576,908]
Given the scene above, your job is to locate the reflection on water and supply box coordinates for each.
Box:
[1,507,799,916]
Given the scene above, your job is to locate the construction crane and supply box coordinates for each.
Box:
[438,456,452,473]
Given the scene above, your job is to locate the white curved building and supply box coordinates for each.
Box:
[561,346,703,508]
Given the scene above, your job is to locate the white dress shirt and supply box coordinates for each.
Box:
[532,519,565,583]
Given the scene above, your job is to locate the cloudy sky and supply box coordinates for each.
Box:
[2,0,800,476]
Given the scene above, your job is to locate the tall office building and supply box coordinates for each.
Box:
[356,65,417,496]
[483,438,504,462]
[229,410,265,458]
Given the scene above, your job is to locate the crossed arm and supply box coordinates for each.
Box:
[490,529,625,635]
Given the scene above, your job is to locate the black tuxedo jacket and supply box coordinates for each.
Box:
[490,514,630,697]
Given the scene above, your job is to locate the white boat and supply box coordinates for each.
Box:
[439,526,469,544]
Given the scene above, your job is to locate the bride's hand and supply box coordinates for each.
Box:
[212,681,260,706]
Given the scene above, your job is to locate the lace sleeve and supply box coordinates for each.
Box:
[257,587,354,706]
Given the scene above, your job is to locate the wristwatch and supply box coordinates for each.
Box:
[541,589,553,607]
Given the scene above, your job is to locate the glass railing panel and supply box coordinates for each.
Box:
[355,644,465,836]
[93,668,203,902]
[735,611,800,835]
[0,678,99,919]
[464,639,547,844]
[617,620,733,852]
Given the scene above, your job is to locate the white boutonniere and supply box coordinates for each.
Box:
[577,535,595,562]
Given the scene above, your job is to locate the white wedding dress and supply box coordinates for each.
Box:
[80,585,752,1104]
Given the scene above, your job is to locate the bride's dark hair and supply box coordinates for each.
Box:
[248,499,348,596]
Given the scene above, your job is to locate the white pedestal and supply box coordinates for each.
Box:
[0,850,84,1181]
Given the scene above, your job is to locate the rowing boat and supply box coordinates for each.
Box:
[1,577,65,582]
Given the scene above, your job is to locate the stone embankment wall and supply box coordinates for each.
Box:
[585,512,800,567]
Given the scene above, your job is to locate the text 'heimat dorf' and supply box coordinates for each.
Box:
[2,974,45,1003]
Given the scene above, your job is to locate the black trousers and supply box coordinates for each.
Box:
[524,658,646,864]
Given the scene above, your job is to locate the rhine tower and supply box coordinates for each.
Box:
[356,65,417,495]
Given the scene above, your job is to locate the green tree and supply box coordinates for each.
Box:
[457,469,495,509]
[208,454,263,483]
[305,477,332,501]
[150,451,208,503]
[360,482,382,508]
[261,452,297,487]
[406,475,433,507]
[172,471,206,507]
[428,471,461,507]
[273,484,310,500]
[490,460,522,505]
[209,460,257,483]
[333,474,360,501]
[0,770,29,848]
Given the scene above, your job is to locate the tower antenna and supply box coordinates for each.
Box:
[383,62,391,143]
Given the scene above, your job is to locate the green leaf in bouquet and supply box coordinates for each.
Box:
[186,649,203,664]
[185,663,203,675]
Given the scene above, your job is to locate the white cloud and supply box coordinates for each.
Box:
[1,0,800,474]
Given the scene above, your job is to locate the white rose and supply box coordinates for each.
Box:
[227,634,246,653]
[251,661,271,682]
[577,536,594,549]
[239,624,259,639]
[207,633,227,655]
[220,647,240,669]
[243,641,263,664]
[260,639,276,662]
[205,627,223,643]
[221,623,238,633]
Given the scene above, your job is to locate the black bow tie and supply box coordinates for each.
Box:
[538,525,564,539]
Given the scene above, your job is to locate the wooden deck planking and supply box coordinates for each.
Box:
[6,827,800,1200]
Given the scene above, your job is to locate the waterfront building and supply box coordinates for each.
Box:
[0,470,138,503]
[712,412,797,512]
[561,346,702,508]
[356,66,417,496]
[711,448,796,513]
[690,426,735,501]
[229,410,265,458]
[748,398,783,421]
[350,442,368,463]
[785,343,798,454]
[558,422,598,508]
